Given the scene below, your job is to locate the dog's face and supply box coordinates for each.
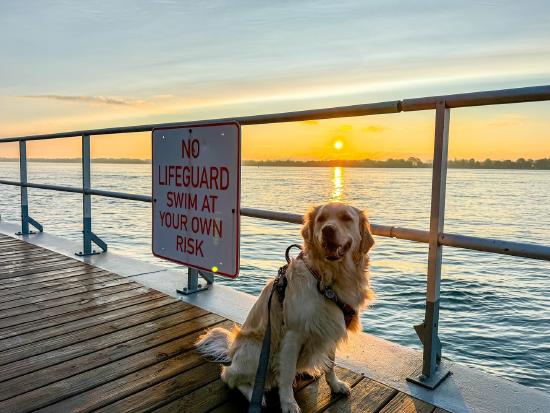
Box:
[302,202,374,262]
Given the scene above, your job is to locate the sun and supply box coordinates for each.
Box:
[334,140,344,150]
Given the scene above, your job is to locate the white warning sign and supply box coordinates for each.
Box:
[152,122,240,278]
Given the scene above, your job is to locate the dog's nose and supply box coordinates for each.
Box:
[322,225,336,239]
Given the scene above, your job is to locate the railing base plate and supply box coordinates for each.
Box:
[406,362,451,390]
[15,231,37,236]
[75,250,103,257]
[177,284,209,295]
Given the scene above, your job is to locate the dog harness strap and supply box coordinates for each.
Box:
[249,283,276,413]
[297,250,357,328]
[249,256,290,412]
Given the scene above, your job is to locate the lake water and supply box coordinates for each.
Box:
[0,162,549,392]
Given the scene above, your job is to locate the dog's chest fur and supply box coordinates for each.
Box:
[279,259,351,372]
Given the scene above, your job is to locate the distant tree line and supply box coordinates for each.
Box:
[244,157,550,169]
[447,158,550,169]
[1,157,550,169]
[243,157,428,168]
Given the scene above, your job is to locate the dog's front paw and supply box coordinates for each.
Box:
[329,379,351,396]
[280,399,301,413]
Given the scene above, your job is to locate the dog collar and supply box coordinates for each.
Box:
[285,244,356,328]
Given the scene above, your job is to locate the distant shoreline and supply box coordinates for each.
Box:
[0,157,549,169]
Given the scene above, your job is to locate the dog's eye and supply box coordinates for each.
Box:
[340,214,352,222]
[317,214,327,223]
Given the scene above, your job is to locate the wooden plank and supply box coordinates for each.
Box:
[295,367,364,412]
[0,250,56,263]
[0,286,151,329]
[206,391,249,413]
[209,368,318,413]
[0,301,195,370]
[0,255,77,271]
[0,276,132,309]
[325,377,398,413]
[0,282,144,320]
[0,238,40,247]
[0,271,116,302]
[0,295,177,351]
[378,392,435,413]
[0,245,39,255]
[0,317,229,412]
[0,266,106,290]
[151,379,232,413]
[37,353,213,413]
[0,261,91,280]
[0,254,85,269]
[38,352,213,413]
[0,244,54,256]
[93,362,227,413]
[0,239,31,247]
[0,315,228,402]
[0,290,165,340]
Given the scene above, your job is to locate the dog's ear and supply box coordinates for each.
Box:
[357,208,375,254]
[301,205,321,247]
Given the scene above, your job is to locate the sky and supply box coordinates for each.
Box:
[0,0,549,161]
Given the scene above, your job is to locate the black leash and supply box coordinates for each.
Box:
[248,243,355,411]
[248,244,299,413]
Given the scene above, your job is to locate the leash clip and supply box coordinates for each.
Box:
[285,243,303,263]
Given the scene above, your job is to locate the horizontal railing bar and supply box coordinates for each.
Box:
[402,85,550,111]
[1,181,549,261]
[0,101,400,143]
[1,85,549,143]
[439,233,550,261]
[241,207,302,224]
[88,188,152,202]
[0,180,152,202]
[0,180,83,194]
[239,208,550,261]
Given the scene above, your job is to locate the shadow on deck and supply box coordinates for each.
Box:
[0,234,447,413]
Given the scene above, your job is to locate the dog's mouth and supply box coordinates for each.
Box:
[323,239,352,261]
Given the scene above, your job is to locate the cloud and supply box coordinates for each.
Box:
[339,124,353,131]
[362,125,385,133]
[17,95,143,106]
[301,120,319,125]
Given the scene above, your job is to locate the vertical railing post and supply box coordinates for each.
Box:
[407,100,451,389]
[16,140,42,236]
[76,135,107,256]
[18,141,30,235]
[82,134,93,255]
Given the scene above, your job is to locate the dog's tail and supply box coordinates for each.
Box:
[195,325,239,364]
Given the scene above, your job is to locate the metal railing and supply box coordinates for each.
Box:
[1,85,549,389]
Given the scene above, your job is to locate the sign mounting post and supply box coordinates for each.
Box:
[152,122,241,291]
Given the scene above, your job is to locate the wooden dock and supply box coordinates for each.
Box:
[0,233,447,413]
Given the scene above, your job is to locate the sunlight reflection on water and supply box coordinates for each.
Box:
[332,166,343,201]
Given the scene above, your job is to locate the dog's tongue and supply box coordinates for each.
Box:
[325,246,343,261]
[325,240,352,260]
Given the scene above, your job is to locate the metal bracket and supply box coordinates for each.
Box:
[16,215,43,235]
[76,231,108,256]
[406,300,451,389]
[177,267,214,295]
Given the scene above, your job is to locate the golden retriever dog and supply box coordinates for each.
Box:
[196,202,375,412]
